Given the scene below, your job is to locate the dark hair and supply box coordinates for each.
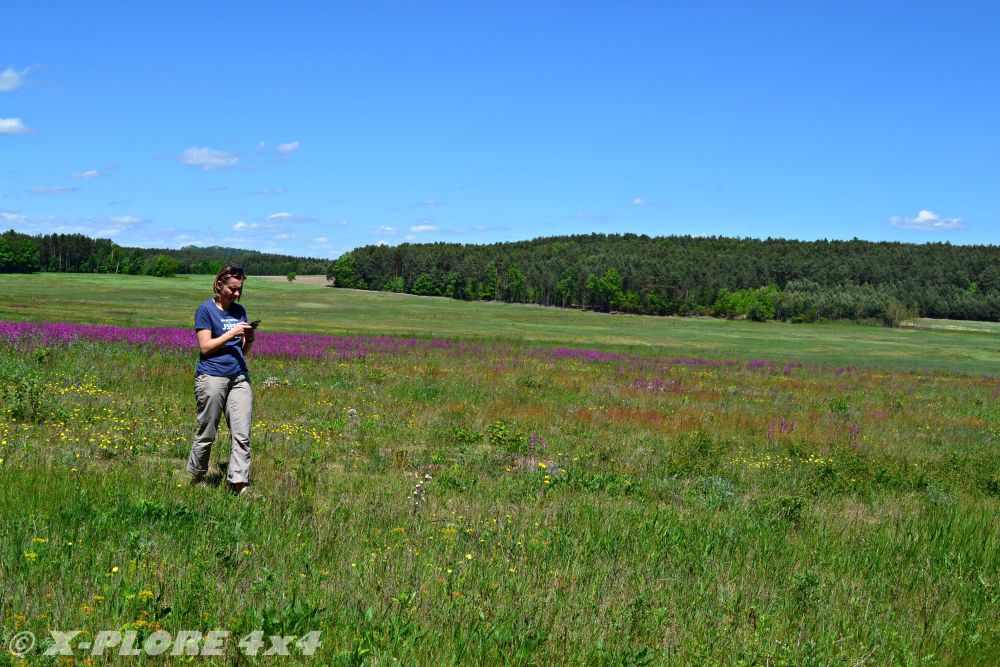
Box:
[213,265,246,296]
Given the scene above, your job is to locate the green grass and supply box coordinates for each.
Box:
[1,273,999,664]
[2,272,1000,375]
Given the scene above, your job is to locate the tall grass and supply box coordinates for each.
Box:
[2,322,998,664]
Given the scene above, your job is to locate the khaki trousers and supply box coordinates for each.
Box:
[187,373,253,484]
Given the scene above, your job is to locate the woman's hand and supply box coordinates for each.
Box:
[229,322,254,339]
[240,321,255,354]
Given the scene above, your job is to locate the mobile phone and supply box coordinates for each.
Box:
[249,320,261,328]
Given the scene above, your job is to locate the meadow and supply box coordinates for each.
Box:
[1,274,998,665]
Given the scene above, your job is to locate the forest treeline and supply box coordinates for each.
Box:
[6,229,1000,323]
[329,234,1000,324]
[0,230,328,277]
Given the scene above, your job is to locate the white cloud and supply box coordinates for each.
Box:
[110,215,144,225]
[0,67,30,92]
[628,197,647,207]
[180,147,239,170]
[889,209,964,231]
[329,219,350,227]
[374,225,397,235]
[255,187,287,195]
[417,199,445,206]
[410,224,439,233]
[267,212,317,223]
[96,215,144,236]
[29,186,79,195]
[275,140,300,154]
[233,220,261,231]
[312,236,329,244]
[256,140,267,154]
[71,169,103,180]
[0,211,159,241]
[1,210,28,223]
[0,118,32,135]
[275,232,297,240]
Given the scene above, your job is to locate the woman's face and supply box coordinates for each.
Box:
[217,277,244,302]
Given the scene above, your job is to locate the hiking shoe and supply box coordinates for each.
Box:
[237,486,263,500]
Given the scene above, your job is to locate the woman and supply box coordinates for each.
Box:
[186,265,256,495]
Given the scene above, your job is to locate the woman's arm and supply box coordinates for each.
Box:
[196,323,253,355]
[242,327,254,355]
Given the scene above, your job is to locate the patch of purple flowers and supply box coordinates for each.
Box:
[0,320,457,360]
[549,348,623,363]
[0,319,820,373]
[767,416,795,440]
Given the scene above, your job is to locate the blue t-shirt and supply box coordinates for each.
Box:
[194,299,249,377]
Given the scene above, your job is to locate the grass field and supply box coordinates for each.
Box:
[1,274,999,665]
[3,273,1000,376]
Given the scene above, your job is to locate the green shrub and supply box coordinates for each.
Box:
[663,430,725,476]
[985,474,1000,497]
[687,476,739,509]
[485,420,525,453]
[0,354,48,422]
[451,425,482,447]
[436,463,476,492]
[565,470,635,496]
[775,495,807,523]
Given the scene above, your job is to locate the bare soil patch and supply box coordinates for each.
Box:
[255,274,331,286]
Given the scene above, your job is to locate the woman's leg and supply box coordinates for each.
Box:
[224,374,253,486]
[187,374,229,479]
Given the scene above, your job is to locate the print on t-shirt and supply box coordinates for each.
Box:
[220,314,241,341]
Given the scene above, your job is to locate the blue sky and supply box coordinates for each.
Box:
[2,1,998,259]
